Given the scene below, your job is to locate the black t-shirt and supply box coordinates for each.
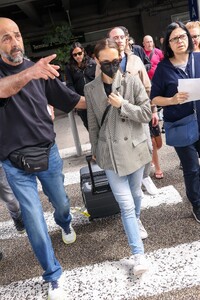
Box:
[0,58,80,160]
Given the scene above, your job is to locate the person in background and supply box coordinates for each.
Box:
[185,21,200,52]
[143,34,164,179]
[65,42,96,130]
[0,17,85,300]
[128,36,151,71]
[0,162,25,233]
[107,27,151,94]
[85,37,152,275]
[143,35,164,80]
[158,36,164,50]
[151,21,200,223]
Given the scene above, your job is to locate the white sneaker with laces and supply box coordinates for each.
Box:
[133,254,149,276]
[142,176,158,195]
[48,273,67,300]
[137,218,148,239]
[62,224,76,244]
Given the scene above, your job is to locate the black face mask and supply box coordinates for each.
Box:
[100,59,121,78]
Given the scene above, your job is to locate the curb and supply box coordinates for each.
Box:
[59,143,91,159]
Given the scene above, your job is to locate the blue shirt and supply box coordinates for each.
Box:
[120,55,127,73]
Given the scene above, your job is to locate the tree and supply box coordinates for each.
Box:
[43,23,73,71]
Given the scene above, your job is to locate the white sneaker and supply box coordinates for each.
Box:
[137,218,148,239]
[48,273,67,300]
[142,176,158,195]
[61,224,76,244]
[133,254,149,276]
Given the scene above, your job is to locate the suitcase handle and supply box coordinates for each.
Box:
[85,155,97,193]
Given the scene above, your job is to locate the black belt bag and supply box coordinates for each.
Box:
[9,142,54,173]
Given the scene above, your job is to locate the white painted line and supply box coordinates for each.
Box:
[141,185,182,208]
[1,240,200,300]
[0,185,182,240]
[0,210,90,240]
[37,166,183,210]
[63,170,80,185]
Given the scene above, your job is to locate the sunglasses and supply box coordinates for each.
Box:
[99,58,121,68]
[72,51,83,57]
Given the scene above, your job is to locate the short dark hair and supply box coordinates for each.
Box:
[162,21,193,58]
[94,38,120,59]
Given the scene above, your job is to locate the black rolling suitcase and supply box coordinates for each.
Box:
[80,155,120,220]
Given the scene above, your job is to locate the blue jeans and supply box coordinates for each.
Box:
[105,167,144,255]
[175,141,200,209]
[3,143,71,282]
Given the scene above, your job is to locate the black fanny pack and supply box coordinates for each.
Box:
[9,142,54,173]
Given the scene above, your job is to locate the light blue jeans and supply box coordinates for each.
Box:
[3,143,71,282]
[105,166,144,255]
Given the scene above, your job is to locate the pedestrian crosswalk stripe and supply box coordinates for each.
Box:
[1,240,200,299]
[0,185,182,240]
[38,169,182,209]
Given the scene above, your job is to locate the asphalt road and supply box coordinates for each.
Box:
[1,112,200,300]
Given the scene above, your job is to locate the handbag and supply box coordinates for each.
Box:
[164,54,199,147]
[164,112,199,147]
[9,142,54,173]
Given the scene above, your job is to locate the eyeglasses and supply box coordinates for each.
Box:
[99,58,121,68]
[191,35,200,40]
[169,33,188,44]
[113,35,125,41]
[72,51,83,57]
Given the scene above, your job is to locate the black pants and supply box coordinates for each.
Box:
[77,109,88,130]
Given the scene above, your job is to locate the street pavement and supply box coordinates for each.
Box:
[1,111,200,300]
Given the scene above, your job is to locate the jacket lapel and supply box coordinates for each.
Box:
[91,74,108,112]
[112,70,126,98]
